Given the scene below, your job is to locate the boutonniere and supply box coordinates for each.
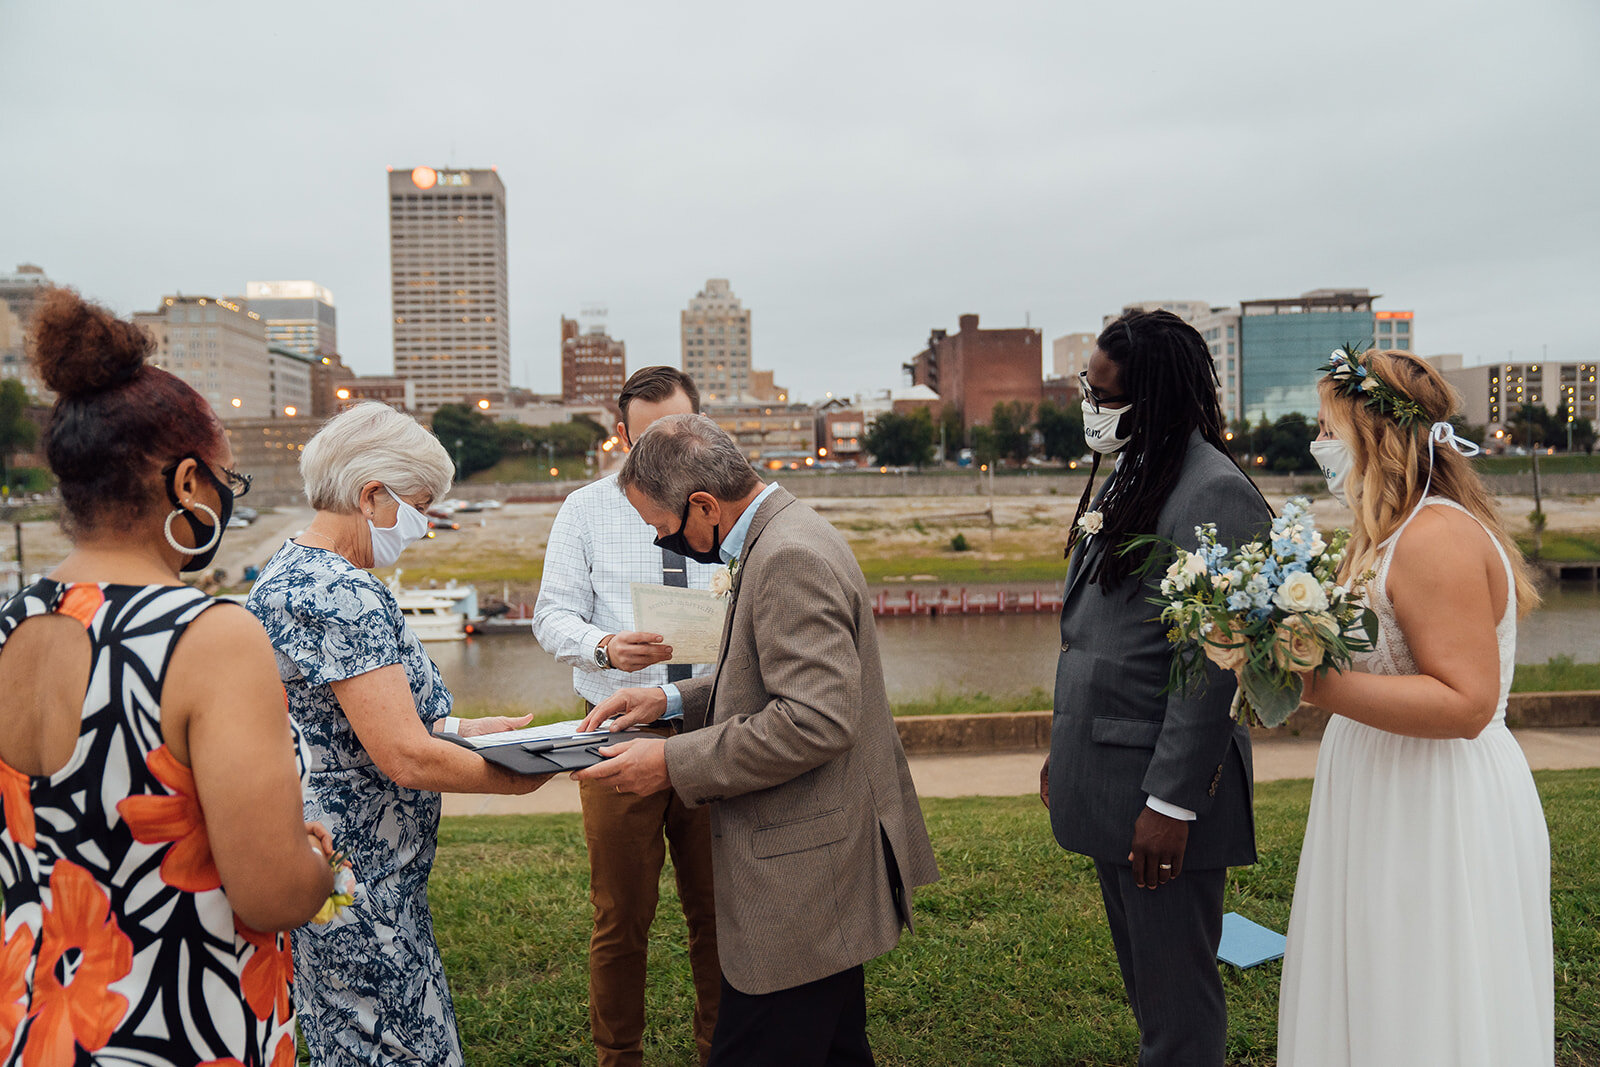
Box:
[710,560,737,597]
[1077,510,1104,536]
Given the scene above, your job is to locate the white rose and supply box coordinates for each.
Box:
[1273,570,1329,614]
[1164,558,1191,591]
[1078,510,1104,535]
[709,567,733,596]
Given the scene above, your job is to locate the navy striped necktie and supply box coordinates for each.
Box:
[661,547,692,682]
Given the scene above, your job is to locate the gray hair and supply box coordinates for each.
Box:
[618,413,758,510]
[300,401,455,512]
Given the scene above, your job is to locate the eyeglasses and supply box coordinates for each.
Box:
[162,454,252,499]
[217,464,252,498]
[1078,370,1130,413]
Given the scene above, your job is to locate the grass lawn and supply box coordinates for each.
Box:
[857,551,1069,585]
[467,456,590,484]
[1519,531,1600,562]
[1513,655,1600,693]
[430,770,1598,1066]
[377,550,545,588]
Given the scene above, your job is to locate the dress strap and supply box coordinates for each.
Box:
[1383,496,1516,625]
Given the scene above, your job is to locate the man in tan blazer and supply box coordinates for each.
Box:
[575,413,938,1066]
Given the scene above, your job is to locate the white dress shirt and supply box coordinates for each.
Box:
[532,474,718,713]
[658,481,781,717]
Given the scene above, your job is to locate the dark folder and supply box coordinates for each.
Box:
[440,729,646,775]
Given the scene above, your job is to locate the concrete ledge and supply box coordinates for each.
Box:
[896,712,1051,754]
[893,691,1600,753]
[1505,690,1600,729]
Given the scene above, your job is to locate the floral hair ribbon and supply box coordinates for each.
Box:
[1318,343,1427,428]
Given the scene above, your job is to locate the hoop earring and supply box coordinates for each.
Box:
[164,503,222,556]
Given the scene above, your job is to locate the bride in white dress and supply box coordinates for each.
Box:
[1278,347,1553,1066]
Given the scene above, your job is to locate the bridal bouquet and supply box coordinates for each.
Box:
[1131,497,1377,728]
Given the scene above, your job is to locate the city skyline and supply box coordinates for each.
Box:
[2,2,1595,403]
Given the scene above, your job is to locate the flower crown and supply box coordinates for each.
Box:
[1317,342,1427,428]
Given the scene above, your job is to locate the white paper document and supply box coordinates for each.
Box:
[630,583,728,664]
[462,718,607,750]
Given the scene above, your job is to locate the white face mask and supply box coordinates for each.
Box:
[368,487,430,567]
[1081,399,1133,454]
[1309,438,1354,507]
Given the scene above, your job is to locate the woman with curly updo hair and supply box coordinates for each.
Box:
[1278,347,1552,1065]
[0,289,335,1065]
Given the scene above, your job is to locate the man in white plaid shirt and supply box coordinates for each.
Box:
[532,367,721,1067]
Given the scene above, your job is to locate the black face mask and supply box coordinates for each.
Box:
[164,457,235,572]
[653,495,722,565]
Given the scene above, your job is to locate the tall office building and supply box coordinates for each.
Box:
[388,166,510,413]
[242,280,338,357]
[1374,310,1416,352]
[560,316,627,407]
[1193,306,1243,423]
[135,295,313,421]
[680,279,751,404]
[0,264,53,399]
[1051,332,1097,382]
[1238,289,1377,423]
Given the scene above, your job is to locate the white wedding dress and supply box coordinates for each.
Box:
[1278,498,1553,1066]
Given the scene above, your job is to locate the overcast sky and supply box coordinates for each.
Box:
[2,1,1595,400]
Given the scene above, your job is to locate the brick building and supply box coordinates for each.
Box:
[905,314,1042,432]
[560,316,626,409]
[1041,375,1081,412]
[337,375,416,412]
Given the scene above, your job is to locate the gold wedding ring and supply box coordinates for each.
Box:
[1158,864,1173,870]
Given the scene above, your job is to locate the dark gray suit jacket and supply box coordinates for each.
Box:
[1049,432,1269,870]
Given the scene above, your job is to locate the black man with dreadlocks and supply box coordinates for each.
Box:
[1040,309,1270,1066]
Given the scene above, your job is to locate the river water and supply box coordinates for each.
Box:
[434,585,1600,714]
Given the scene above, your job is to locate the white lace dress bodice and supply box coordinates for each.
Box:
[1356,497,1517,723]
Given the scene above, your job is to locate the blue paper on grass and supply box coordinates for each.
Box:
[1216,912,1286,968]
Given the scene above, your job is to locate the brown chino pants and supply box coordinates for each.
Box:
[579,723,720,1067]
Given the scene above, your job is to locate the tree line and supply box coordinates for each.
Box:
[858,398,1588,472]
[431,403,610,479]
[862,401,1088,469]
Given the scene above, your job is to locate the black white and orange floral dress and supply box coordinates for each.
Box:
[0,581,298,1067]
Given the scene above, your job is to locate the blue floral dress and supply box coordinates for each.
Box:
[246,541,461,1066]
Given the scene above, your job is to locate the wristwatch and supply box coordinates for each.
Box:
[594,635,614,669]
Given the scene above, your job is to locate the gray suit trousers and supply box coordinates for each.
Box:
[1095,861,1227,1067]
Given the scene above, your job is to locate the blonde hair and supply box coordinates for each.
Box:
[1319,349,1540,617]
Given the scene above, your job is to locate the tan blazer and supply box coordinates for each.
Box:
[663,486,940,996]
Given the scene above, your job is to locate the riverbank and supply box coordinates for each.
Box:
[14,481,1600,603]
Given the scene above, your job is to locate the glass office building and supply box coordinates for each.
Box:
[1238,291,1376,423]
[243,281,338,358]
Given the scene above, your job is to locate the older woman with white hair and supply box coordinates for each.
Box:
[246,402,548,1066]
